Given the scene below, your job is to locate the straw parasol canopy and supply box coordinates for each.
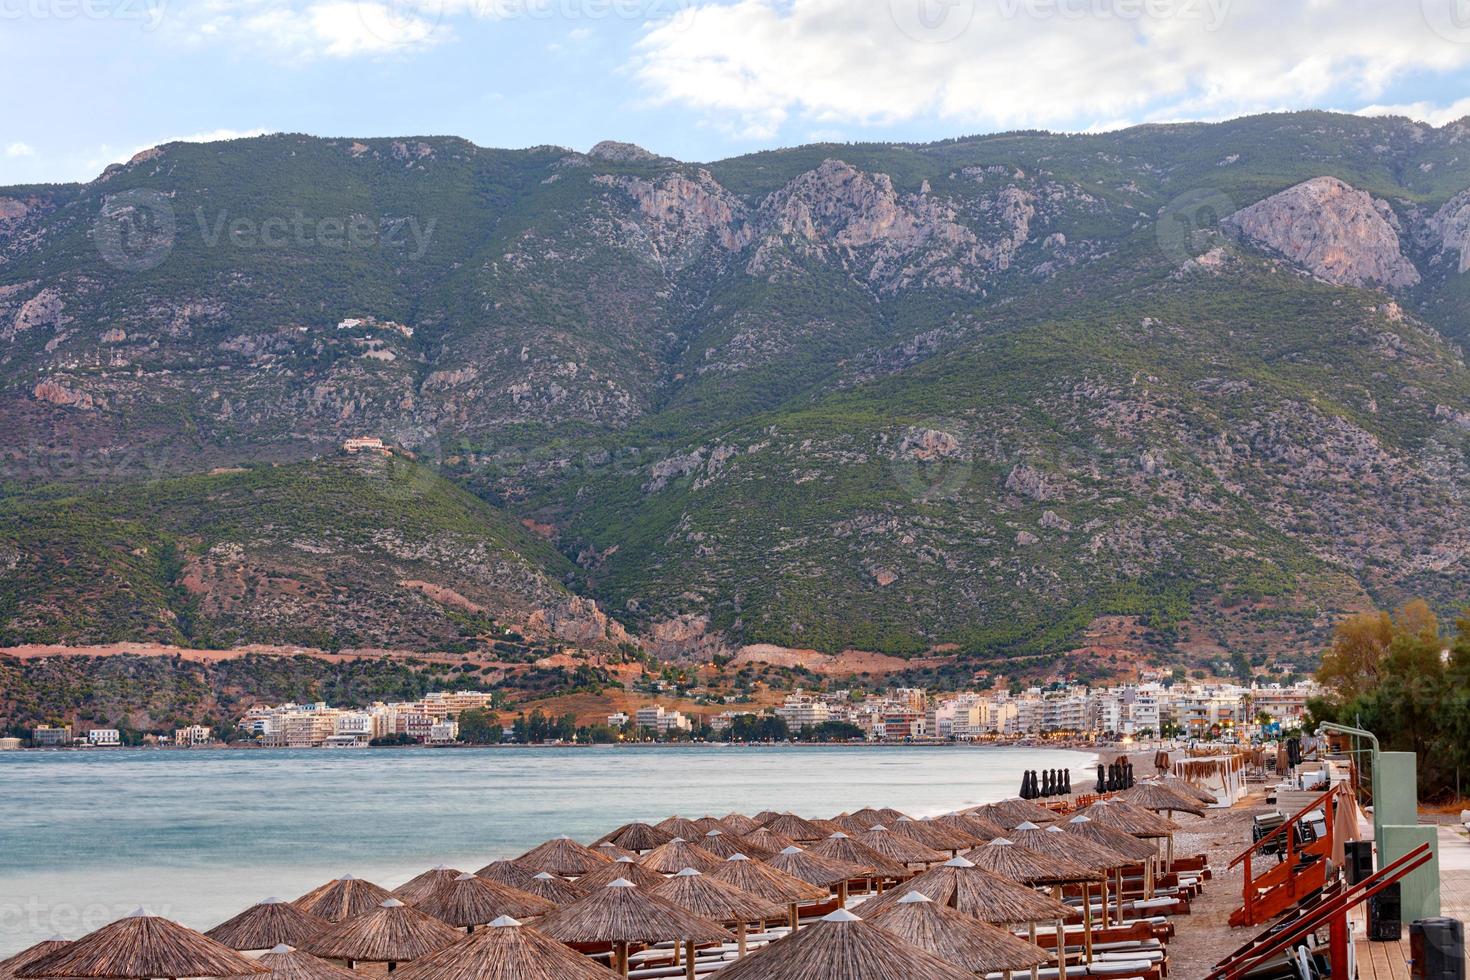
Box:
[535,879,733,948]
[596,822,674,853]
[752,811,783,825]
[970,798,1057,829]
[1117,782,1208,818]
[760,813,828,842]
[698,829,767,860]
[520,872,588,906]
[866,893,1052,974]
[720,813,761,835]
[827,813,872,835]
[708,854,829,906]
[853,857,1074,925]
[712,908,977,980]
[1007,824,1130,872]
[963,837,1100,886]
[594,842,640,863]
[1,939,70,980]
[743,826,797,855]
[810,818,849,837]
[655,816,707,841]
[513,837,611,878]
[653,869,784,924]
[932,812,1007,842]
[413,872,556,928]
[855,826,949,867]
[808,833,909,879]
[291,877,393,924]
[854,807,907,826]
[392,866,465,907]
[1156,774,1219,806]
[1072,800,1178,838]
[766,846,868,889]
[1061,815,1159,862]
[301,899,460,966]
[692,816,731,834]
[474,860,541,891]
[206,899,329,951]
[577,858,669,891]
[391,916,616,980]
[890,817,978,852]
[217,945,358,980]
[638,838,724,875]
[18,911,267,979]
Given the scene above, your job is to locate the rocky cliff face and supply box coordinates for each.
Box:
[1427,189,1470,274]
[1224,177,1421,289]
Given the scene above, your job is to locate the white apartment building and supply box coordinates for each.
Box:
[86,729,121,747]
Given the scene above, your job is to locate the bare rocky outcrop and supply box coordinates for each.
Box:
[588,140,661,163]
[32,379,98,410]
[7,286,65,340]
[1224,177,1420,289]
[1426,188,1470,274]
[595,170,753,268]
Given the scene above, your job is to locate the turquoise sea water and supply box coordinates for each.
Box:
[0,744,1091,954]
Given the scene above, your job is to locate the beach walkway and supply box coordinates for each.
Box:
[1354,824,1470,980]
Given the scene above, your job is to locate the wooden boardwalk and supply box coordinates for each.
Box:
[1355,827,1470,980]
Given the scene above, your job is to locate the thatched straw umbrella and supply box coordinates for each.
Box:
[520,872,588,906]
[970,799,1056,829]
[206,899,329,951]
[743,826,797,855]
[855,825,949,869]
[1156,774,1218,806]
[933,812,1008,842]
[578,857,669,891]
[391,866,465,907]
[218,945,357,980]
[514,837,610,878]
[853,857,1073,924]
[1062,815,1159,926]
[18,911,267,980]
[711,908,977,980]
[828,813,872,835]
[474,860,540,892]
[852,807,905,827]
[292,877,392,925]
[655,816,706,841]
[414,872,555,930]
[638,838,724,875]
[653,868,783,955]
[810,818,849,838]
[699,829,767,861]
[807,833,909,890]
[391,916,616,980]
[535,880,734,979]
[1071,799,1178,880]
[594,842,640,863]
[1,938,69,980]
[760,813,827,842]
[692,816,731,835]
[720,813,761,836]
[766,846,869,906]
[596,822,674,854]
[301,899,460,971]
[708,854,829,932]
[752,811,783,825]
[867,893,1051,979]
[890,817,978,854]
[963,839,1100,980]
[1117,782,1207,818]
[1007,825,1129,963]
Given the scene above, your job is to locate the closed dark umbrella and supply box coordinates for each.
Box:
[1095,764,1106,794]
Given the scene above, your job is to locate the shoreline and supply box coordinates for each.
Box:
[2,738,1121,754]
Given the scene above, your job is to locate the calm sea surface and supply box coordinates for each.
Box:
[0,744,1091,954]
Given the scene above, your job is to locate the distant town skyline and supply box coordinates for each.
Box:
[4,0,1470,184]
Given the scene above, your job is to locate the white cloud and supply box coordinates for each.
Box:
[633,0,1470,139]
[1356,97,1470,127]
[5,142,35,158]
[167,0,446,60]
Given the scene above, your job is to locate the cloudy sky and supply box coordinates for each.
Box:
[4,0,1470,184]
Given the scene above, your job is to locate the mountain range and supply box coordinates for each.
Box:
[3,110,1469,679]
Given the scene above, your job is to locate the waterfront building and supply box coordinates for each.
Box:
[86,729,122,747]
[31,726,72,747]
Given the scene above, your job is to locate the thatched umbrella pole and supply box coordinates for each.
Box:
[1027,923,1039,980]
[736,921,747,956]
[614,941,629,977]
[1050,886,1067,980]
[684,940,696,980]
[1080,881,1093,963]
